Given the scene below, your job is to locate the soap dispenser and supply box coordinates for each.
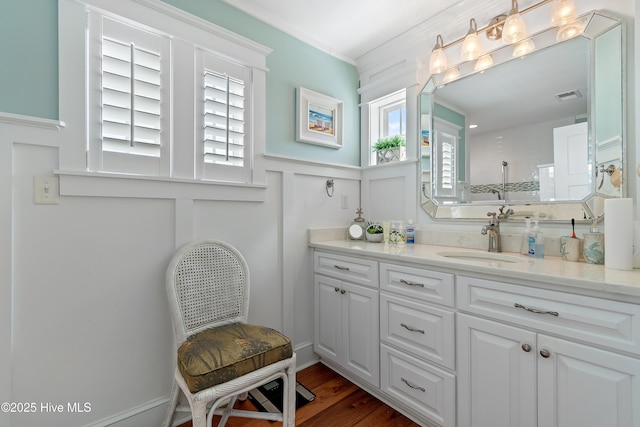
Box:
[520,217,532,255]
[583,218,604,264]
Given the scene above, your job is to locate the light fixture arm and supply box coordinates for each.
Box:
[466,18,478,36]
[438,0,553,51]
[433,34,445,51]
[509,0,520,15]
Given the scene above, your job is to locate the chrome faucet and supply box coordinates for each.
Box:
[481,211,502,252]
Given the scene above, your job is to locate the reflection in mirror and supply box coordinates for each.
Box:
[420,11,624,222]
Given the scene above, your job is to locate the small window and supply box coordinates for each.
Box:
[369,90,406,165]
[87,13,171,176]
[196,51,253,183]
[60,0,268,189]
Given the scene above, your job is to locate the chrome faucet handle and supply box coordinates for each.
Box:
[487,211,497,219]
[497,205,513,219]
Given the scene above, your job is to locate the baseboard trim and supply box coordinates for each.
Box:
[294,341,318,371]
[82,395,168,427]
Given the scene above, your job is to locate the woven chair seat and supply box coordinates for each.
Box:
[178,323,293,394]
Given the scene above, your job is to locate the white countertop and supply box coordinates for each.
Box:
[309,240,640,301]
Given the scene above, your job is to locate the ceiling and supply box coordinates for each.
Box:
[221,0,456,62]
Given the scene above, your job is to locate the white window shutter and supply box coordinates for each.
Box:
[197,51,252,182]
[89,13,170,176]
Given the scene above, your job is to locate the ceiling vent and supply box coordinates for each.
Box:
[555,89,582,101]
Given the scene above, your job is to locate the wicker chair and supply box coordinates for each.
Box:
[163,240,296,427]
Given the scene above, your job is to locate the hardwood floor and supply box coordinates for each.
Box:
[177,362,420,427]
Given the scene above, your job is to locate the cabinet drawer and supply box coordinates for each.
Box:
[314,251,378,288]
[381,293,455,369]
[380,263,454,307]
[457,275,640,355]
[381,343,456,427]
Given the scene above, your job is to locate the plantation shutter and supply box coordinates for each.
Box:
[102,38,162,157]
[90,14,170,175]
[198,51,252,182]
[434,119,460,198]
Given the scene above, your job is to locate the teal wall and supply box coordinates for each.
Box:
[0,0,361,166]
[0,0,58,120]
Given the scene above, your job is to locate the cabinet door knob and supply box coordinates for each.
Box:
[334,287,340,292]
[340,289,346,294]
[540,349,551,358]
[521,343,532,352]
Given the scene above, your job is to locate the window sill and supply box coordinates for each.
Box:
[56,170,266,202]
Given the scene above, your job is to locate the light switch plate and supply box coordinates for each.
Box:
[34,175,60,205]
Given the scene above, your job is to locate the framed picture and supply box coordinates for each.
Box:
[296,87,343,149]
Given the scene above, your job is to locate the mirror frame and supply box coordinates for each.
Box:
[419,10,625,223]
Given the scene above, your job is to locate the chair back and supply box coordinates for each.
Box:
[166,240,249,345]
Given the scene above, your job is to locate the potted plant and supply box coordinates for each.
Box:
[365,221,384,243]
[373,135,406,164]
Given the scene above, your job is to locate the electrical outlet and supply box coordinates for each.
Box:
[34,175,60,205]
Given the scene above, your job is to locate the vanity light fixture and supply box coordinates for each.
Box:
[485,15,507,41]
[474,54,494,71]
[556,19,584,40]
[512,38,535,57]
[427,0,581,79]
[443,67,461,83]
[502,0,528,44]
[429,34,448,75]
[551,0,577,26]
[461,18,483,61]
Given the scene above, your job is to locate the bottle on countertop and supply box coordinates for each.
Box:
[406,220,415,244]
[529,218,544,258]
[520,217,532,255]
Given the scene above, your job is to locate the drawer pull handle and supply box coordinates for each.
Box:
[334,265,350,271]
[400,279,425,288]
[401,377,426,392]
[514,303,558,317]
[401,323,425,334]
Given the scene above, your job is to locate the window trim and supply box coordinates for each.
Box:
[368,89,406,166]
[58,0,271,196]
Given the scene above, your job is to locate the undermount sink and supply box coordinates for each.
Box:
[436,250,525,264]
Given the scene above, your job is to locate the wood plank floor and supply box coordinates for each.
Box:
[177,362,420,427]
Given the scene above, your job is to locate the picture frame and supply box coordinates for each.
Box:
[296,87,343,149]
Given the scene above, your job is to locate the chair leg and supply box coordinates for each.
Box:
[283,363,296,427]
[162,380,181,427]
[191,398,208,427]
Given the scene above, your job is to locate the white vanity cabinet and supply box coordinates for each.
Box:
[457,276,640,427]
[313,251,380,387]
[379,262,456,427]
[311,242,640,427]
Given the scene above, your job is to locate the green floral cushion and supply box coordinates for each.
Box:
[177,323,293,394]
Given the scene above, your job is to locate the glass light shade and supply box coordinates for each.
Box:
[551,0,577,26]
[474,54,494,71]
[512,38,535,57]
[556,21,583,40]
[461,33,482,61]
[503,12,527,44]
[429,48,448,74]
[443,67,460,83]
